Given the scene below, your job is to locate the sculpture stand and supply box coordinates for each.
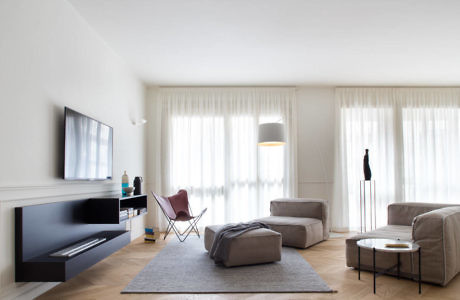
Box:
[359,180,376,233]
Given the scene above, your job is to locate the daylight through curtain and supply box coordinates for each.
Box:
[151,87,297,230]
[333,88,460,231]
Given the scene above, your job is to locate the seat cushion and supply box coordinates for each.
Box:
[255,216,324,248]
[346,225,413,246]
[270,198,329,239]
[204,225,281,267]
[346,225,414,278]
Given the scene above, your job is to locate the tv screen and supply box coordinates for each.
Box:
[64,107,113,180]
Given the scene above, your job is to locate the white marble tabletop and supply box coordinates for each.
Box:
[357,238,420,253]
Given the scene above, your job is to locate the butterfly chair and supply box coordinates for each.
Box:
[151,190,207,242]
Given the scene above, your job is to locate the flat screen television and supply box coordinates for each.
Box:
[64,107,113,180]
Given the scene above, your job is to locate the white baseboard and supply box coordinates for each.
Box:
[0,282,59,300]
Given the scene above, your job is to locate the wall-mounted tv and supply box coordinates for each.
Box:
[64,107,113,180]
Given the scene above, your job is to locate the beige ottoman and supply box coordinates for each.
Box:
[204,225,282,267]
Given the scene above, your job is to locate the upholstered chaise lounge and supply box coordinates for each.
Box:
[346,202,460,286]
[255,198,329,248]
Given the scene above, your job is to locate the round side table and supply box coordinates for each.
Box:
[356,238,421,294]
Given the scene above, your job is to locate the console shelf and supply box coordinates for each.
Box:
[120,211,147,223]
[87,194,147,224]
[18,230,129,282]
[15,196,146,282]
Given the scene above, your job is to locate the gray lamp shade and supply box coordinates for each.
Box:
[258,123,286,146]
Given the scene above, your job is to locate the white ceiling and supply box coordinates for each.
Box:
[69,0,460,86]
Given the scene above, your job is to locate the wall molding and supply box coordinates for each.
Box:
[298,180,333,184]
[0,182,120,202]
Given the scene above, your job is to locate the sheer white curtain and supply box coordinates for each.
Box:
[333,88,460,232]
[398,89,460,204]
[151,87,297,230]
[333,88,397,231]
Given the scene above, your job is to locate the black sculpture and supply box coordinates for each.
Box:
[363,149,372,180]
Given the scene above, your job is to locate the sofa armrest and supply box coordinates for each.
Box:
[388,202,456,226]
[412,206,460,286]
[270,198,329,239]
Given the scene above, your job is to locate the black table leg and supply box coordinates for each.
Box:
[397,252,400,280]
[358,246,361,280]
[373,247,376,294]
[419,248,422,294]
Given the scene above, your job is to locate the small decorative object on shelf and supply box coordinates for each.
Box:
[363,149,372,181]
[122,171,129,196]
[134,176,143,195]
[122,186,135,197]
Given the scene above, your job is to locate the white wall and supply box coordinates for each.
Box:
[296,87,335,210]
[0,0,146,297]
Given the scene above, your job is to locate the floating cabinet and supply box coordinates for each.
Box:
[87,194,147,224]
[15,194,147,282]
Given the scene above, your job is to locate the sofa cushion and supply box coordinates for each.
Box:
[167,189,190,218]
[270,198,329,239]
[346,204,460,286]
[346,225,413,247]
[204,225,281,267]
[346,225,414,281]
[412,206,460,285]
[255,216,323,248]
[388,202,460,226]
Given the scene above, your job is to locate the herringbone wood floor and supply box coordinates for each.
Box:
[38,233,460,300]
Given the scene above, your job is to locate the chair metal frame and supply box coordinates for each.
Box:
[152,191,207,242]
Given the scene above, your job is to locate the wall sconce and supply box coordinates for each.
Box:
[132,118,147,126]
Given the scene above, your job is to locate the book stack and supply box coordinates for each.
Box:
[144,227,158,243]
[137,207,147,216]
[120,207,134,218]
[120,207,146,221]
[119,210,128,221]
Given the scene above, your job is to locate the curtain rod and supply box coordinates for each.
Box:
[154,85,460,90]
[157,85,297,88]
[336,86,460,88]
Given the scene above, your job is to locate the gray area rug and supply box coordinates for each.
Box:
[122,237,333,294]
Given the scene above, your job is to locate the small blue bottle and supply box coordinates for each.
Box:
[121,171,129,196]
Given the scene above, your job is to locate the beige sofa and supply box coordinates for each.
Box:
[346,202,460,286]
[255,198,329,248]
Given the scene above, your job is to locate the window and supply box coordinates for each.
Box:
[170,114,285,226]
[402,107,460,203]
[335,88,460,231]
[153,87,297,231]
[342,106,396,229]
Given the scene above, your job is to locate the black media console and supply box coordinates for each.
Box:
[15,194,147,282]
